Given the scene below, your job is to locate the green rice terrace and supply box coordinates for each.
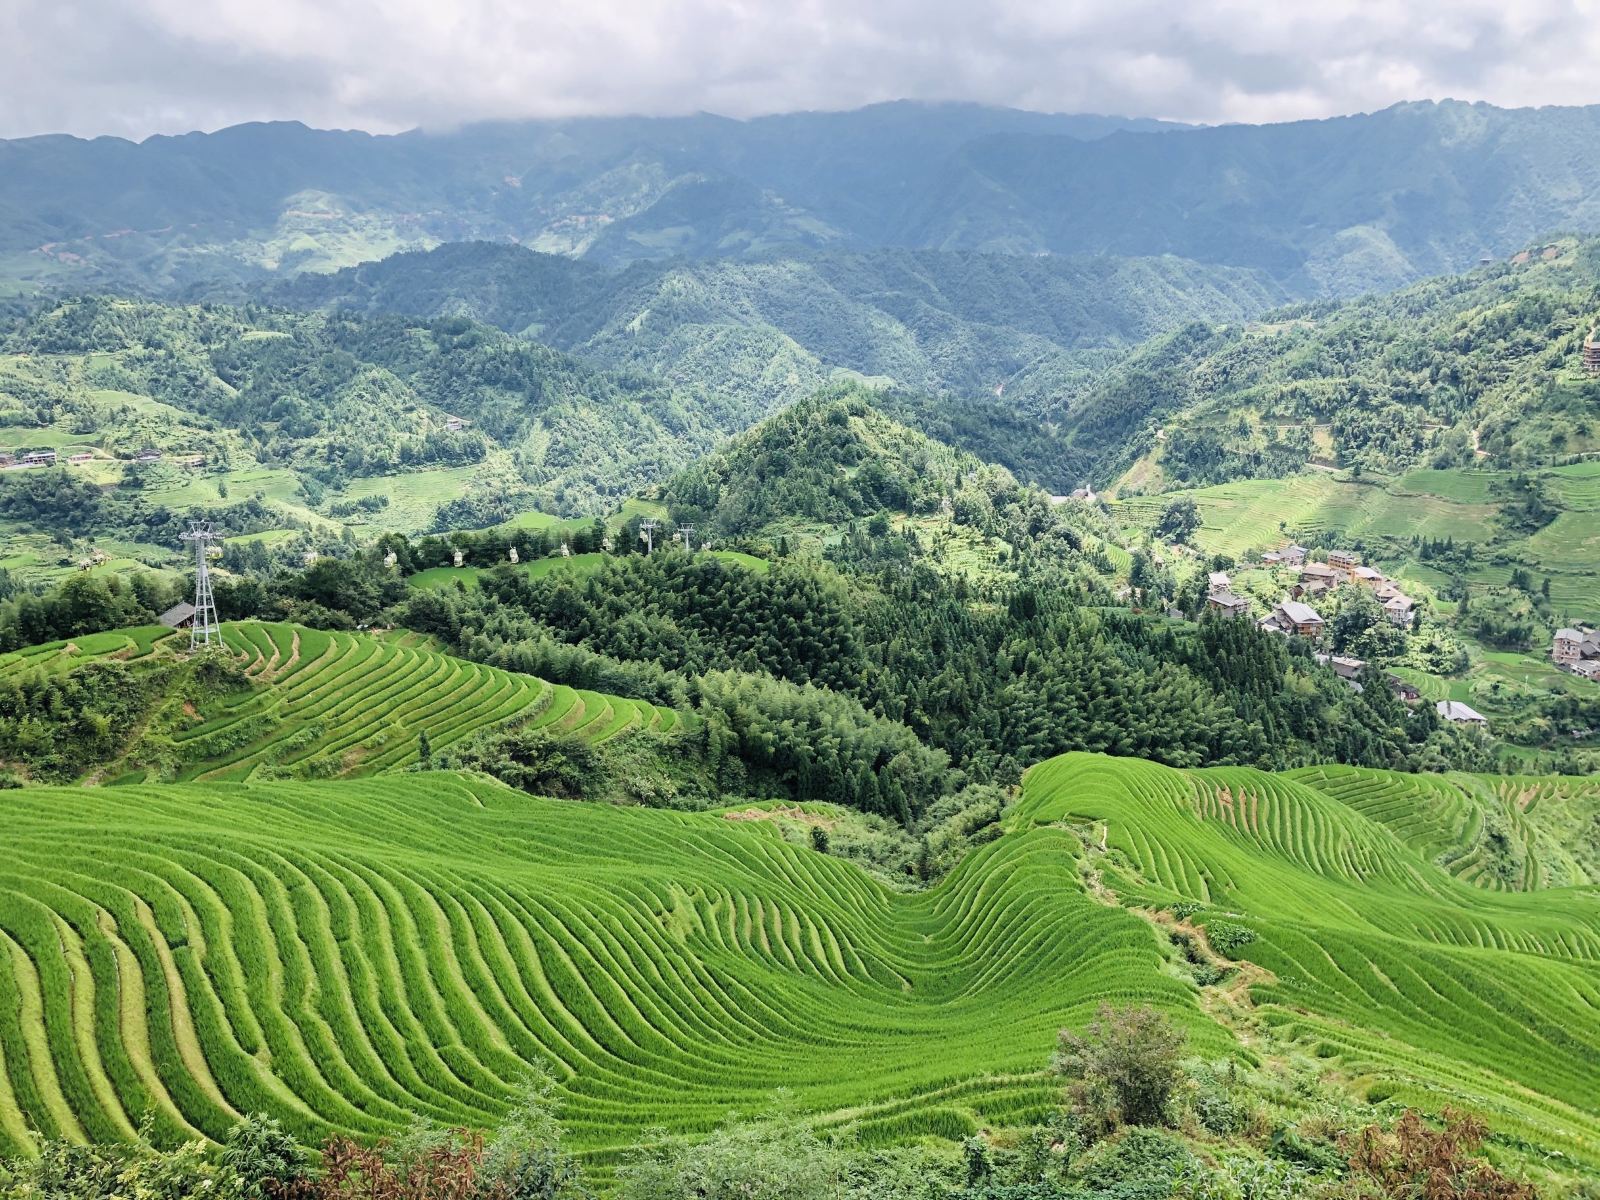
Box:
[0,621,683,783]
[0,751,1596,1175]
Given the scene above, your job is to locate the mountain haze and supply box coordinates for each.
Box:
[6,99,1600,296]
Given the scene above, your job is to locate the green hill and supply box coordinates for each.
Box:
[1,750,1596,1175]
[0,621,683,784]
[1056,236,1600,492]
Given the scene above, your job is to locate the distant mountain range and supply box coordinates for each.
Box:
[5,99,1600,296]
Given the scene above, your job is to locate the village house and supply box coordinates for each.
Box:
[1384,593,1416,627]
[135,448,163,464]
[1327,549,1361,571]
[1317,653,1366,681]
[158,602,198,630]
[1553,627,1586,667]
[1584,327,1600,376]
[1388,675,1423,703]
[1207,590,1251,620]
[1437,700,1489,727]
[1552,626,1600,678]
[1298,562,1340,587]
[1261,543,1308,567]
[445,416,468,433]
[1351,565,1386,588]
[20,449,57,467]
[1261,599,1325,638]
[67,451,94,466]
[1207,571,1231,595]
[1289,577,1333,602]
[1316,652,1367,691]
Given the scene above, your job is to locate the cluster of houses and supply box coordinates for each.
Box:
[1201,543,1485,722]
[0,448,58,469]
[1212,545,1418,639]
[1,447,205,470]
[1553,626,1600,681]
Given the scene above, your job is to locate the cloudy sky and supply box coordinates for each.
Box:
[4,0,1600,140]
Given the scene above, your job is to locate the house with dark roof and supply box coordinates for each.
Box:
[1261,599,1325,638]
[159,602,197,629]
[1298,562,1339,586]
[1207,591,1250,620]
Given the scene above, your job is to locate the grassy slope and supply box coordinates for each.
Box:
[0,621,683,784]
[1,751,1596,1172]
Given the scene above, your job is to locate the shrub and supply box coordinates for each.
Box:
[1053,1004,1188,1128]
[1206,922,1258,956]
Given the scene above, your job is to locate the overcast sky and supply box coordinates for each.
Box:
[3,0,1600,140]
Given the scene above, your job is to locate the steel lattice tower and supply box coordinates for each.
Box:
[180,521,222,651]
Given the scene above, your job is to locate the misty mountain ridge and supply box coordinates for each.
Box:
[5,98,1600,297]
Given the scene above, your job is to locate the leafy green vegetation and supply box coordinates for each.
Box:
[0,749,1592,1194]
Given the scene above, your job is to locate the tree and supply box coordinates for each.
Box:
[418,730,433,769]
[1053,1004,1187,1128]
[1154,497,1202,544]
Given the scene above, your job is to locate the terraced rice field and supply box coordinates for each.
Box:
[0,770,1210,1170]
[1015,754,1600,1167]
[1112,474,1496,559]
[0,622,683,784]
[2,751,1596,1172]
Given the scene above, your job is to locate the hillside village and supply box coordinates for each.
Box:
[1201,543,1489,727]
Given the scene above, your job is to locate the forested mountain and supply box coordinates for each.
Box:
[7,99,1600,296]
[264,241,1285,455]
[1052,235,1600,488]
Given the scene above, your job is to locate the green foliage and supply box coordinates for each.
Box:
[1053,1006,1189,1129]
[1153,497,1202,544]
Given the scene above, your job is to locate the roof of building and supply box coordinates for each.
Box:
[1437,700,1488,723]
[1384,593,1415,610]
[1300,563,1339,577]
[1278,600,1324,625]
[158,602,198,628]
[1209,591,1247,608]
[1556,627,1586,642]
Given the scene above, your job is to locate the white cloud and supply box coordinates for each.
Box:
[1,0,1598,139]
